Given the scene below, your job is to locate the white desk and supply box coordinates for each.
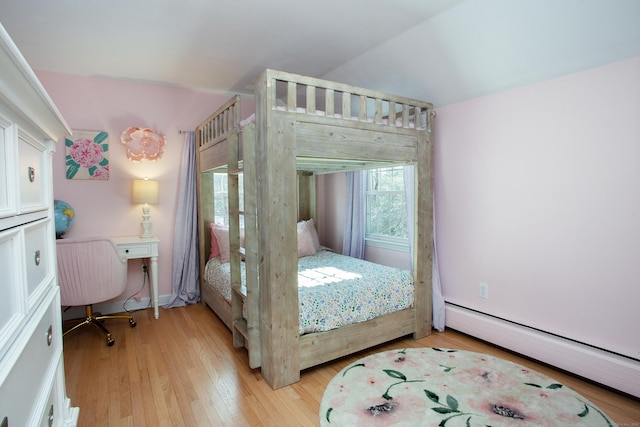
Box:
[112,236,160,319]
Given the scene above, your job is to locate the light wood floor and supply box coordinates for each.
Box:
[63,303,640,426]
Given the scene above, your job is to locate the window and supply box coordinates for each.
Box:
[365,166,408,251]
[213,172,243,226]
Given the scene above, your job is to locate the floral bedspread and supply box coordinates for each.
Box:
[204,249,414,334]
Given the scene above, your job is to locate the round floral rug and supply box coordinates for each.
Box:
[320,348,616,426]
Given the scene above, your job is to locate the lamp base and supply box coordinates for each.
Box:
[140,221,154,239]
[140,205,154,239]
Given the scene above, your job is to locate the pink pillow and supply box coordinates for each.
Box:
[212,226,230,263]
[209,223,221,260]
[211,225,245,263]
[297,221,316,258]
[306,219,321,251]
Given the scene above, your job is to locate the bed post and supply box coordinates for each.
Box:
[255,70,301,388]
[413,106,435,338]
[297,171,316,222]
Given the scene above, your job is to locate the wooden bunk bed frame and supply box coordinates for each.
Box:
[196,69,434,389]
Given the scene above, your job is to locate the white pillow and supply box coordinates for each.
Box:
[297,221,316,258]
[305,219,321,251]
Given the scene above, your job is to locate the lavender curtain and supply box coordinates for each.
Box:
[165,131,200,308]
[342,171,366,259]
[404,165,445,332]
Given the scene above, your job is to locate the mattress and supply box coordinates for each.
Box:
[203,248,414,335]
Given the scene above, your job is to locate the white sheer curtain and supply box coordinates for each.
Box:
[342,171,366,259]
[404,165,445,331]
[165,131,200,308]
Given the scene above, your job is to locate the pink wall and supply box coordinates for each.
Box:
[317,57,639,360]
[37,71,254,306]
[434,57,640,360]
[316,174,346,253]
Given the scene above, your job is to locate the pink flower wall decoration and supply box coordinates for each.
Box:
[121,127,166,161]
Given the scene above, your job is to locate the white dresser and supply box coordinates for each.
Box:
[0,23,79,427]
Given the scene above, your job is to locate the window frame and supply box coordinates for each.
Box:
[364,166,410,253]
[212,172,244,227]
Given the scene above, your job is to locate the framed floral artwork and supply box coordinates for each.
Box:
[65,130,110,180]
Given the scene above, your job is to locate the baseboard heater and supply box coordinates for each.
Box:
[445,303,640,398]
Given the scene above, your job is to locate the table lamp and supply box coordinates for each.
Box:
[132,178,159,238]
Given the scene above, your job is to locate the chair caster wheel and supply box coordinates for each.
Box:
[129,319,137,328]
[107,338,115,346]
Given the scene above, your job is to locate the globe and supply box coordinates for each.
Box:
[54,199,75,238]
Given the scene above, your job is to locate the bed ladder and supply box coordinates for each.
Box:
[228,125,261,369]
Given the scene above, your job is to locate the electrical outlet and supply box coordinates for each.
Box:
[479,282,489,299]
[142,264,148,274]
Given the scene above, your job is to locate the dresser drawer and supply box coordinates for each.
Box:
[18,131,48,214]
[24,219,54,310]
[0,228,26,360]
[0,293,60,427]
[0,121,17,218]
[36,356,65,427]
[39,385,57,427]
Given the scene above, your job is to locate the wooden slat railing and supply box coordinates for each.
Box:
[267,69,433,131]
[197,95,241,149]
[196,70,435,155]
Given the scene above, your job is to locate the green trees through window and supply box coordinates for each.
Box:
[366,166,408,249]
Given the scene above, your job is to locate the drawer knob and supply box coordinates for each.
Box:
[48,404,54,427]
[34,250,41,266]
[28,166,36,182]
[46,325,53,346]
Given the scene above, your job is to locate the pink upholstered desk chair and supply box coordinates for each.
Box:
[56,237,136,346]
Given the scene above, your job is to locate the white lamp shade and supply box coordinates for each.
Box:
[132,179,159,204]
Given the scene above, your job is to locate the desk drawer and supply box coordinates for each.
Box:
[118,243,152,258]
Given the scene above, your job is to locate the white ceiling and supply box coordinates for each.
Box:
[1,0,638,106]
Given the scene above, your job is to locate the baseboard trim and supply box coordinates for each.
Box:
[445,303,640,398]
